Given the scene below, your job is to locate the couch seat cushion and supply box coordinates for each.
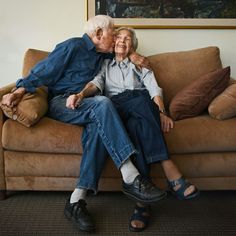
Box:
[3,114,236,156]
[164,114,236,154]
[2,117,83,154]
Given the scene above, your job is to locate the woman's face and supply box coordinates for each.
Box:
[115,29,133,56]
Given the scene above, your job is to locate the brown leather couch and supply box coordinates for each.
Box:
[1,46,236,200]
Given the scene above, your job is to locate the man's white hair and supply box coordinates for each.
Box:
[116,27,138,51]
[84,15,114,35]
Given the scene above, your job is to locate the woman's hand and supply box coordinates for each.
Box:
[160,113,174,133]
[66,93,84,110]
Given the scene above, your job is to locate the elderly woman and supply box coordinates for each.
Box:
[75,27,199,232]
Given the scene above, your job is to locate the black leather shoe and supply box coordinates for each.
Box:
[64,199,95,232]
[123,175,167,203]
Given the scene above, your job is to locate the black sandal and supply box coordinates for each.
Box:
[168,176,200,200]
[129,204,150,232]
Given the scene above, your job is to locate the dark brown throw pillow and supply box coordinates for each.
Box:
[169,66,230,121]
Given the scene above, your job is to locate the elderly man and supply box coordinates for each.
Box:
[76,27,200,232]
[1,16,167,232]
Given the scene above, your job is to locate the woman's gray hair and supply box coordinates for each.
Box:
[84,15,114,35]
[116,27,138,51]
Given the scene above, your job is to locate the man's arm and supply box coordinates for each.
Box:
[16,40,76,93]
[66,59,107,110]
[66,82,99,110]
[2,41,76,108]
[129,52,150,69]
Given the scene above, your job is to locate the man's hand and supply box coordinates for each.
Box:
[129,52,150,69]
[66,93,84,110]
[1,88,25,107]
[160,113,174,133]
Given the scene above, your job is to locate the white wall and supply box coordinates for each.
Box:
[1,0,236,87]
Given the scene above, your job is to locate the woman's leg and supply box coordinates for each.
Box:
[129,202,150,232]
[111,90,169,166]
[112,90,199,200]
[112,90,166,231]
[161,160,199,199]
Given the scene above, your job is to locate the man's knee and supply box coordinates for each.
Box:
[92,96,113,109]
[93,95,110,103]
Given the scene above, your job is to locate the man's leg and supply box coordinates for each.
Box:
[64,122,108,232]
[49,95,139,184]
[48,95,135,168]
[49,95,166,203]
[77,122,108,193]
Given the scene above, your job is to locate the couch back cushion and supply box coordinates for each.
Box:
[22,47,223,109]
[148,46,222,107]
[22,49,49,77]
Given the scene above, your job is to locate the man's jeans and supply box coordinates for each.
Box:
[111,90,169,179]
[48,95,136,192]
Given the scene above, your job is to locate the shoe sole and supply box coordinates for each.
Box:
[123,190,167,204]
[64,210,95,232]
[173,189,200,200]
[129,224,147,232]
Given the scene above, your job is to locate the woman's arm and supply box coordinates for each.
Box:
[153,95,166,113]
[153,95,174,133]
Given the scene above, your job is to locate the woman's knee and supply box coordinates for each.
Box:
[136,95,152,106]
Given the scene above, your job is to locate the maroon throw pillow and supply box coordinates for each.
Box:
[169,66,230,121]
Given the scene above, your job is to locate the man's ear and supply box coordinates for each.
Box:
[95,28,103,40]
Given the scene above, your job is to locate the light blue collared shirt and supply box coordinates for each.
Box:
[91,58,163,99]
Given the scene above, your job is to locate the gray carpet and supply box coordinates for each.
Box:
[0,190,236,236]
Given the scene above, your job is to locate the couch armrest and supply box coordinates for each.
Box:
[0,83,15,194]
[0,109,6,194]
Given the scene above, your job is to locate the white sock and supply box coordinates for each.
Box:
[70,188,87,203]
[120,159,139,184]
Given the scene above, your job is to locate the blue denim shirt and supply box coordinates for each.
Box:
[16,34,112,98]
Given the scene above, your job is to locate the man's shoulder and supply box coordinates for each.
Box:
[56,37,84,48]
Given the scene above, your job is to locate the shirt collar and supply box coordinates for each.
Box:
[82,33,96,51]
[111,57,130,67]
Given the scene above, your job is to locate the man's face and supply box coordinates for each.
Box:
[115,30,133,56]
[98,27,115,53]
